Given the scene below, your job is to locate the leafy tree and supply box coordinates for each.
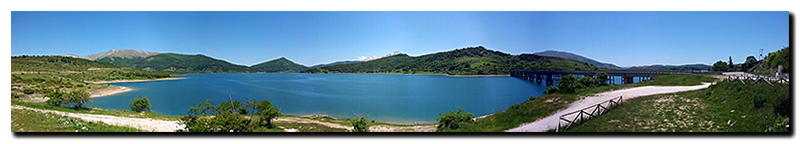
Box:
[436,106,475,131]
[255,100,282,128]
[129,96,152,112]
[744,56,758,71]
[350,116,369,132]
[558,75,579,93]
[712,60,729,72]
[596,72,609,85]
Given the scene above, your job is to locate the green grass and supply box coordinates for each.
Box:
[563,80,790,132]
[272,122,349,132]
[12,108,142,132]
[449,74,720,132]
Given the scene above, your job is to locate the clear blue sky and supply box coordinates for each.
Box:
[11,11,789,67]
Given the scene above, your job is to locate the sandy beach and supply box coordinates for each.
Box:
[89,85,134,98]
[86,77,186,84]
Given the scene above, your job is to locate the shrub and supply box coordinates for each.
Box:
[543,86,559,94]
[596,72,609,85]
[436,106,475,131]
[129,96,152,112]
[45,90,91,109]
[558,75,579,93]
[350,116,369,132]
[255,100,282,128]
[578,76,598,88]
[23,89,35,94]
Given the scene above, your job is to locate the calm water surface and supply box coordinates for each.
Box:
[93,73,547,124]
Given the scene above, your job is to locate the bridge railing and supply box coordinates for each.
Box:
[556,96,623,132]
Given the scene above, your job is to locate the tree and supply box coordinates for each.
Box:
[350,116,369,132]
[596,72,609,85]
[558,75,579,93]
[744,56,758,71]
[129,96,152,112]
[712,60,729,72]
[255,100,282,128]
[436,106,475,131]
[728,56,734,71]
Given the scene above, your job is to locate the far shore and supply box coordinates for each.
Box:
[86,77,186,84]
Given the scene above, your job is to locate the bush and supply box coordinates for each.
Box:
[255,100,281,128]
[578,76,598,88]
[350,116,369,132]
[543,86,559,94]
[45,90,91,109]
[181,98,281,132]
[23,89,35,94]
[436,106,475,131]
[129,96,152,112]
[558,75,579,93]
[596,72,609,85]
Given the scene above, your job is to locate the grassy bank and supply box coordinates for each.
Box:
[448,74,720,132]
[563,80,790,132]
[12,108,142,132]
[12,100,182,121]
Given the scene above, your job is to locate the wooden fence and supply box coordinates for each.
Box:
[556,96,623,132]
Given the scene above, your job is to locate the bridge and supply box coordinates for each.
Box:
[509,70,708,85]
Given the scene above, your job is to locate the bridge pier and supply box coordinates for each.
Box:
[623,76,634,84]
[545,74,554,85]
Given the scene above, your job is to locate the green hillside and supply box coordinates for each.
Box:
[250,57,308,73]
[96,57,146,67]
[306,46,605,75]
[127,53,250,73]
[11,56,172,99]
[309,60,361,69]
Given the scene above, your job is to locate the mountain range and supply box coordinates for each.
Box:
[53,47,709,74]
[533,50,710,70]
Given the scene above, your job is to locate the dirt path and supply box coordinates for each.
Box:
[11,105,183,132]
[506,82,714,132]
[273,117,437,132]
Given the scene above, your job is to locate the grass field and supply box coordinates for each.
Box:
[563,80,790,132]
[12,108,142,132]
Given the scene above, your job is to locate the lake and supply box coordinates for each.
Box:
[92,73,548,124]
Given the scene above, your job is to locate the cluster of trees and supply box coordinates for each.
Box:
[179,98,281,132]
[44,90,91,109]
[350,116,370,132]
[545,72,609,94]
[710,48,789,73]
[308,46,604,75]
[436,107,475,131]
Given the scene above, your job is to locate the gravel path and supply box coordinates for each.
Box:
[506,82,714,132]
[11,105,183,132]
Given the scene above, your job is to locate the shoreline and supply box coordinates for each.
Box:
[89,85,134,98]
[86,77,186,84]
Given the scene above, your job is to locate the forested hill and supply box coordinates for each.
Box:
[250,57,308,73]
[127,53,250,73]
[305,46,606,75]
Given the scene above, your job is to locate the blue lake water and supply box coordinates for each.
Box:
[92,73,548,124]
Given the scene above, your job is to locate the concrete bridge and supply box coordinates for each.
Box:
[509,70,708,85]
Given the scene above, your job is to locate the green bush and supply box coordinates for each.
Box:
[596,72,609,85]
[45,90,91,109]
[180,98,282,132]
[436,106,475,131]
[543,86,559,94]
[350,116,369,132]
[578,76,598,88]
[129,96,152,112]
[22,89,35,94]
[558,75,579,93]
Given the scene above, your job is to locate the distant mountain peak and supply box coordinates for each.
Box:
[84,49,159,60]
[359,51,406,61]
